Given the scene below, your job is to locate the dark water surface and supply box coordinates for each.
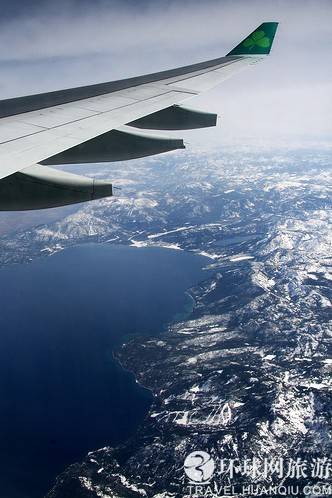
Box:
[0,244,207,498]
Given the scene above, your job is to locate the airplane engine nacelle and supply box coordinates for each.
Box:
[128,105,217,130]
[42,127,185,165]
[0,165,113,210]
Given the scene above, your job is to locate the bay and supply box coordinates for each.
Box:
[0,244,207,498]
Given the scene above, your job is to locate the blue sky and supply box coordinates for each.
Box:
[0,0,331,144]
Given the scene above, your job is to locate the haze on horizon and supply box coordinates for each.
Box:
[0,0,331,145]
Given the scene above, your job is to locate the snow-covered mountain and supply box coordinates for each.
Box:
[1,145,331,497]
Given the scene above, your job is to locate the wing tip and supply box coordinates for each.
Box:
[227,22,279,57]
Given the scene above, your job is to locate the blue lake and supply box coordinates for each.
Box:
[0,244,207,498]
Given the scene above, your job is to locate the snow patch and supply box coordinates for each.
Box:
[229,255,254,262]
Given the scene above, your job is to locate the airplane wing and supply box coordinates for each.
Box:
[0,22,278,210]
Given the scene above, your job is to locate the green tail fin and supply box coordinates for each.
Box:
[227,22,278,56]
